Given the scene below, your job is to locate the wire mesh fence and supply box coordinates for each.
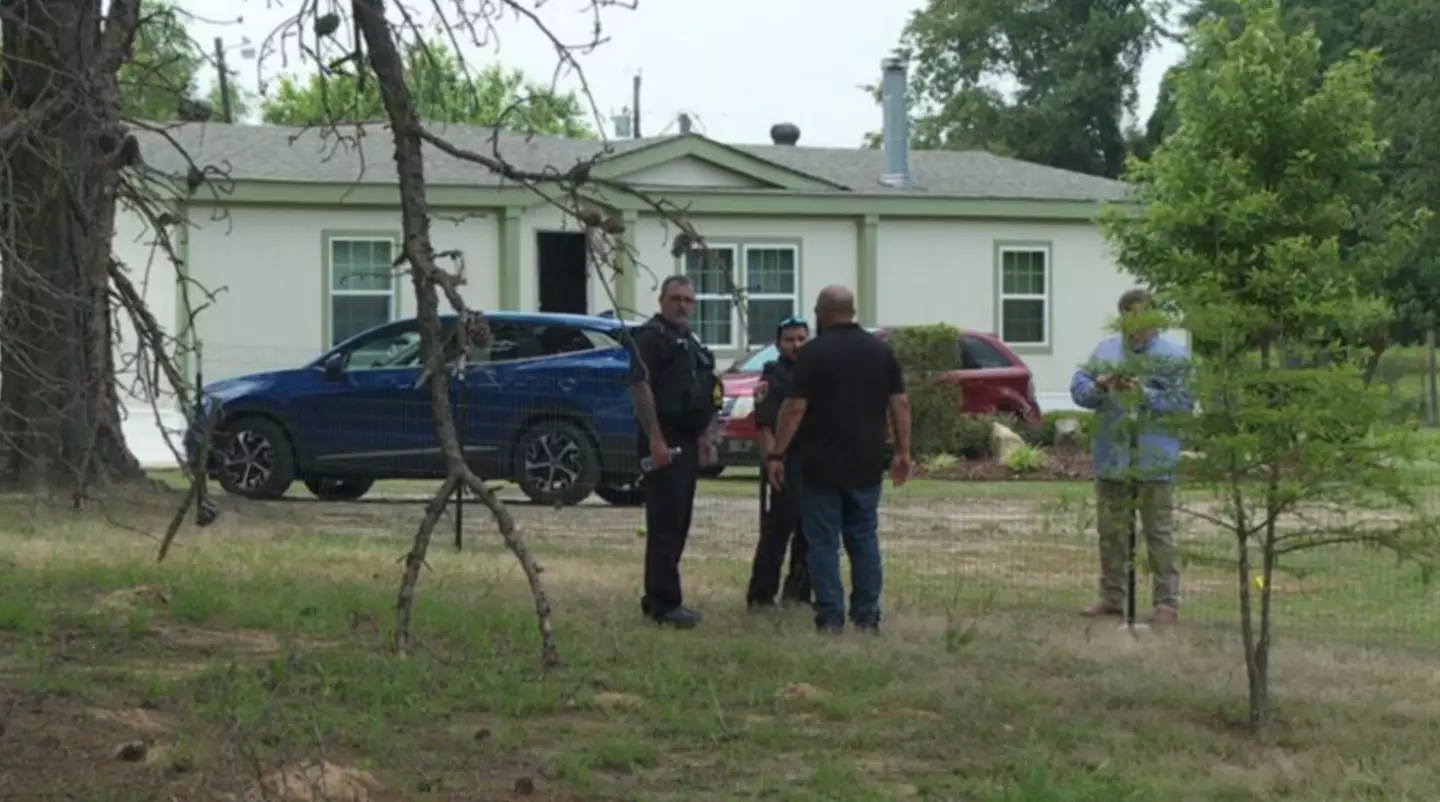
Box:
[141,332,1440,660]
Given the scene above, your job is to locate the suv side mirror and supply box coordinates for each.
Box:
[322,352,346,381]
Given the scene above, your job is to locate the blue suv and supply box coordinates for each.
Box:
[188,311,646,506]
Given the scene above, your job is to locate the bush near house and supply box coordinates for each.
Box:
[887,324,966,457]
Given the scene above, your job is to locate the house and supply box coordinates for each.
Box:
[112,59,1150,465]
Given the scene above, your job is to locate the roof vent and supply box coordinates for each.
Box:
[769,122,800,146]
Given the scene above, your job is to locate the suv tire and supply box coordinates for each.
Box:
[513,419,600,506]
[217,416,295,500]
[303,477,376,501]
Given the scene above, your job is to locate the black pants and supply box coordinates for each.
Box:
[640,441,700,618]
[747,460,811,605]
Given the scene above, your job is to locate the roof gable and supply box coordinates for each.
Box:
[592,135,849,192]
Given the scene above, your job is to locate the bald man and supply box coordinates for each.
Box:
[765,285,912,634]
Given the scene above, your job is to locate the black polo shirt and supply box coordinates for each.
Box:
[786,323,904,488]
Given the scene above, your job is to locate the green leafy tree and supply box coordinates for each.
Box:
[1100,0,1434,738]
[1140,0,1440,356]
[259,41,591,137]
[879,0,1163,177]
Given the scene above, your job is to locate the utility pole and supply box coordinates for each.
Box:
[631,71,641,137]
[214,37,233,123]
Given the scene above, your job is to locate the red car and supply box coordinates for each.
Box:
[710,327,1042,473]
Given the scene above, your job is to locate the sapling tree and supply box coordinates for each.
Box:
[1100,0,1435,737]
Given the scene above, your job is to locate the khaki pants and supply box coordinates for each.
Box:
[1095,479,1179,610]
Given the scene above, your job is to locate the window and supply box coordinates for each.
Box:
[684,246,738,349]
[329,236,398,346]
[681,242,800,350]
[743,245,799,346]
[533,324,611,356]
[342,321,419,370]
[997,246,1049,347]
[959,335,1014,370]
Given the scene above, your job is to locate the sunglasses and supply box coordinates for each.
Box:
[777,315,808,329]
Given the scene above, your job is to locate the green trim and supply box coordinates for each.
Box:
[857,214,879,326]
[592,134,847,191]
[992,239,1054,357]
[319,229,403,349]
[615,208,639,316]
[499,207,522,309]
[673,237,804,353]
[180,178,1124,221]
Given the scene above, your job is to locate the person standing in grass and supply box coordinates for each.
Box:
[765,286,912,634]
[746,315,813,611]
[1069,288,1193,627]
[626,275,723,630]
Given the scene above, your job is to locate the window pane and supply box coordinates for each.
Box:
[1001,250,1046,296]
[683,248,735,296]
[693,299,733,346]
[349,329,421,370]
[1001,299,1046,344]
[746,298,797,346]
[332,295,393,345]
[746,248,795,295]
[533,324,595,355]
[332,238,394,291]
[739,344,780,371]
[960,336,1013,369]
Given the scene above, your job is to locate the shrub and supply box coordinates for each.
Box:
[1001,443,1046,473]
[953,413,997,460]
[888,324,964,456]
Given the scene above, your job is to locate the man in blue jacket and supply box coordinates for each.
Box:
[1069,288,1193,626]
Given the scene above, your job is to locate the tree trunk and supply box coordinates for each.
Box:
[0,0,143,494]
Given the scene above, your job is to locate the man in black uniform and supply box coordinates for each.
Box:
[746,316,813,609]
[626,275,723,629]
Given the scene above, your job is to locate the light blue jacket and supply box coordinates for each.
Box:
[1069,334,1193,483]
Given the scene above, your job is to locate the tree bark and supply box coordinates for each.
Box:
[0,0,144,494]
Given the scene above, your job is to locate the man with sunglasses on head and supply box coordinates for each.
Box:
[745,316,813,611]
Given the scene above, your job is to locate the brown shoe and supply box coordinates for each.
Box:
[1080,601,1124,618]
[1151,605,1179,626]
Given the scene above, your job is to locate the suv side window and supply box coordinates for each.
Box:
[533,324,602,356]
[959,336,1013,370]
[470,322,542,364]
[344,321,422,370]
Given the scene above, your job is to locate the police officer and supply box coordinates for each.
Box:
[746,316,813,609]
[626,275,723,629]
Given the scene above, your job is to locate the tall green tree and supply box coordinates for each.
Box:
[886,0,1163,177]
[113,0,246,121]
[259,41,591,137]
[1141,0,1440,351]
[1100,0,1430,736]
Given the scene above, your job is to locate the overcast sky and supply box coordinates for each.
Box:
[176,0,1183,148]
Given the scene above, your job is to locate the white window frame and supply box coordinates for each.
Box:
[741,244,801,350]
[681,242,801,351]
[683,244,741,351]
[328,236,399,346]
[997,245,1051,348]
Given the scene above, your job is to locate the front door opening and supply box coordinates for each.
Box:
[536,231,589,315]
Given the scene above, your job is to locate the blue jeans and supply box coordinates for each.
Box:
[800,481,883,629]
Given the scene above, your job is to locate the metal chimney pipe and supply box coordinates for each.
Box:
[879,57,910,188]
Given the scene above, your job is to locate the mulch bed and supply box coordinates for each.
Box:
[917,447,1094,482]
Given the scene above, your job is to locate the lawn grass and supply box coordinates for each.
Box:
[2,490,1439,801]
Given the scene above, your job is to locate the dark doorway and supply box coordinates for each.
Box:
[537,232,589,315]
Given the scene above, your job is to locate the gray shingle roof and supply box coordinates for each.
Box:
[133,121,1129,203]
